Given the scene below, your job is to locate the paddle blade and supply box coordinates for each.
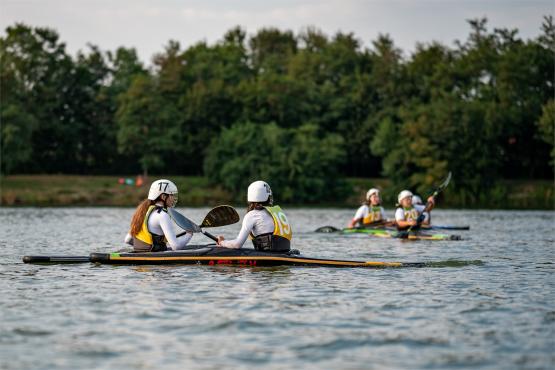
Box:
[436,171,452,192]
[200,205,240,228]
[168,208,202,233]
[315,226,341,233]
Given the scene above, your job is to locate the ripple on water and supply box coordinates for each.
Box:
[1,208,554,370]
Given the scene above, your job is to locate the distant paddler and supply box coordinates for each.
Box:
[411,195,430,224]
[347,188,390,228]
[395,190,435,230]
[124,179,193,252]
[217,180,292,253]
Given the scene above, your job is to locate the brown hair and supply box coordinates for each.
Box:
[130,199,155,235]
[247,200,271,212]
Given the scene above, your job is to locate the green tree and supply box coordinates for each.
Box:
[0,105,37,173]
[537,99,555,165]
[115,74,182,176]
[204,122,348,203]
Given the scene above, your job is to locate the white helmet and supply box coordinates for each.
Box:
[148,179,178,205]
[247,180,272,202]
[397,190,413,204]
[366,188,380,200]
[412,195,423,205]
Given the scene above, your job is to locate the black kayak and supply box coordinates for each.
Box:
[23,245,427,268]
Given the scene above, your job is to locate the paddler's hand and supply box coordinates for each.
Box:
[216,236,225,245]
[427,196,435,206]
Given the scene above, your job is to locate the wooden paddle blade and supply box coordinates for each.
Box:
[200,205,240,228]
[168,208,202,232]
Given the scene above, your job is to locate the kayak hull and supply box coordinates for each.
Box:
[89,247,424,267]
[341,228,462,240]
[23,246,426,268]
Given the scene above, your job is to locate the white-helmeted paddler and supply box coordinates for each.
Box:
[217,180,292,252]
[347,188,388,228]
[124,179,192,252]
[394,190,434,230]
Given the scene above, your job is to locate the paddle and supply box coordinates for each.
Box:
[397,172,452,239]
[169,205,239,242]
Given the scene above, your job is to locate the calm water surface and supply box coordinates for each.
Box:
[1,208,554,370]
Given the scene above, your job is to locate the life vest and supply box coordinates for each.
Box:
[251,205,292,253]
[133,205,168,252]
[402,206,419,222]
[363,206,383,224]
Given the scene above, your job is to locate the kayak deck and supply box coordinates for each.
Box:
[341,228,462,240]
[24,246,426,268]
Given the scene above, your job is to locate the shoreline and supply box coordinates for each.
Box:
[1,175,553,210]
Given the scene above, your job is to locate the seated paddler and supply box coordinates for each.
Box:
[394,190,434,230]
[124,179,193,252]
[347,188,387,228]
[216,180,292,253]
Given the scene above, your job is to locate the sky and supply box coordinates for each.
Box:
[0,0,552,64]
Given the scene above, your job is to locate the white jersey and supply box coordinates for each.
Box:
[220,209,274,249]
[124,204,193,250]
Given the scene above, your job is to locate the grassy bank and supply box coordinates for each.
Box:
[0,175,553,209]
[0,175,233,207]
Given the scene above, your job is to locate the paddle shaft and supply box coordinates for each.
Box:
[175,225,219,242]
[202,230,218,242]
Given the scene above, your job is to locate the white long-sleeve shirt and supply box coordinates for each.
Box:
[124,205,193,250]
[219,209,274,249]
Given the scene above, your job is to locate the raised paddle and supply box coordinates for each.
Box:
[396,171,452,239]
[169,205,239,242]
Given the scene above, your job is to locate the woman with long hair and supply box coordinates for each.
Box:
[124,179,192,252]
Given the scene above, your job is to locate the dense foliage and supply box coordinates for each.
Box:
[1,18,553,204]
[204,122,348,203]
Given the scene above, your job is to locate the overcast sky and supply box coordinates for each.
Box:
[0,0,552,64]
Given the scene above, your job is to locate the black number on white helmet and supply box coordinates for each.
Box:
[159,182,169,191]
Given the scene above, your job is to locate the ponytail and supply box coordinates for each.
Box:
[247,200,271,212]
[130,199,155,235]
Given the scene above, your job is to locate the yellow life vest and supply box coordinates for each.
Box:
[403,207,419,221]
[133,205,168,251]
[251,205,292,252]
[363,206,383,224]
[266,205,292,241]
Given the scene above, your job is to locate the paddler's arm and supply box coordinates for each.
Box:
[348,205,367,228]
[159,212,192,250]
[395,208,417,229]
[396,219,417,228]
[217,213,255,249]
[417,197,435,225]
[347,218,362,228]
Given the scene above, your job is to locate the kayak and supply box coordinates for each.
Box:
[23,245,427,268]
[341,228,462,240]
[315,224,469,233]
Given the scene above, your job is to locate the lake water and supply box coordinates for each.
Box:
[1,208,554,370]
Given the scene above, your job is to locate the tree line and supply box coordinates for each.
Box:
[1,18,553,203]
